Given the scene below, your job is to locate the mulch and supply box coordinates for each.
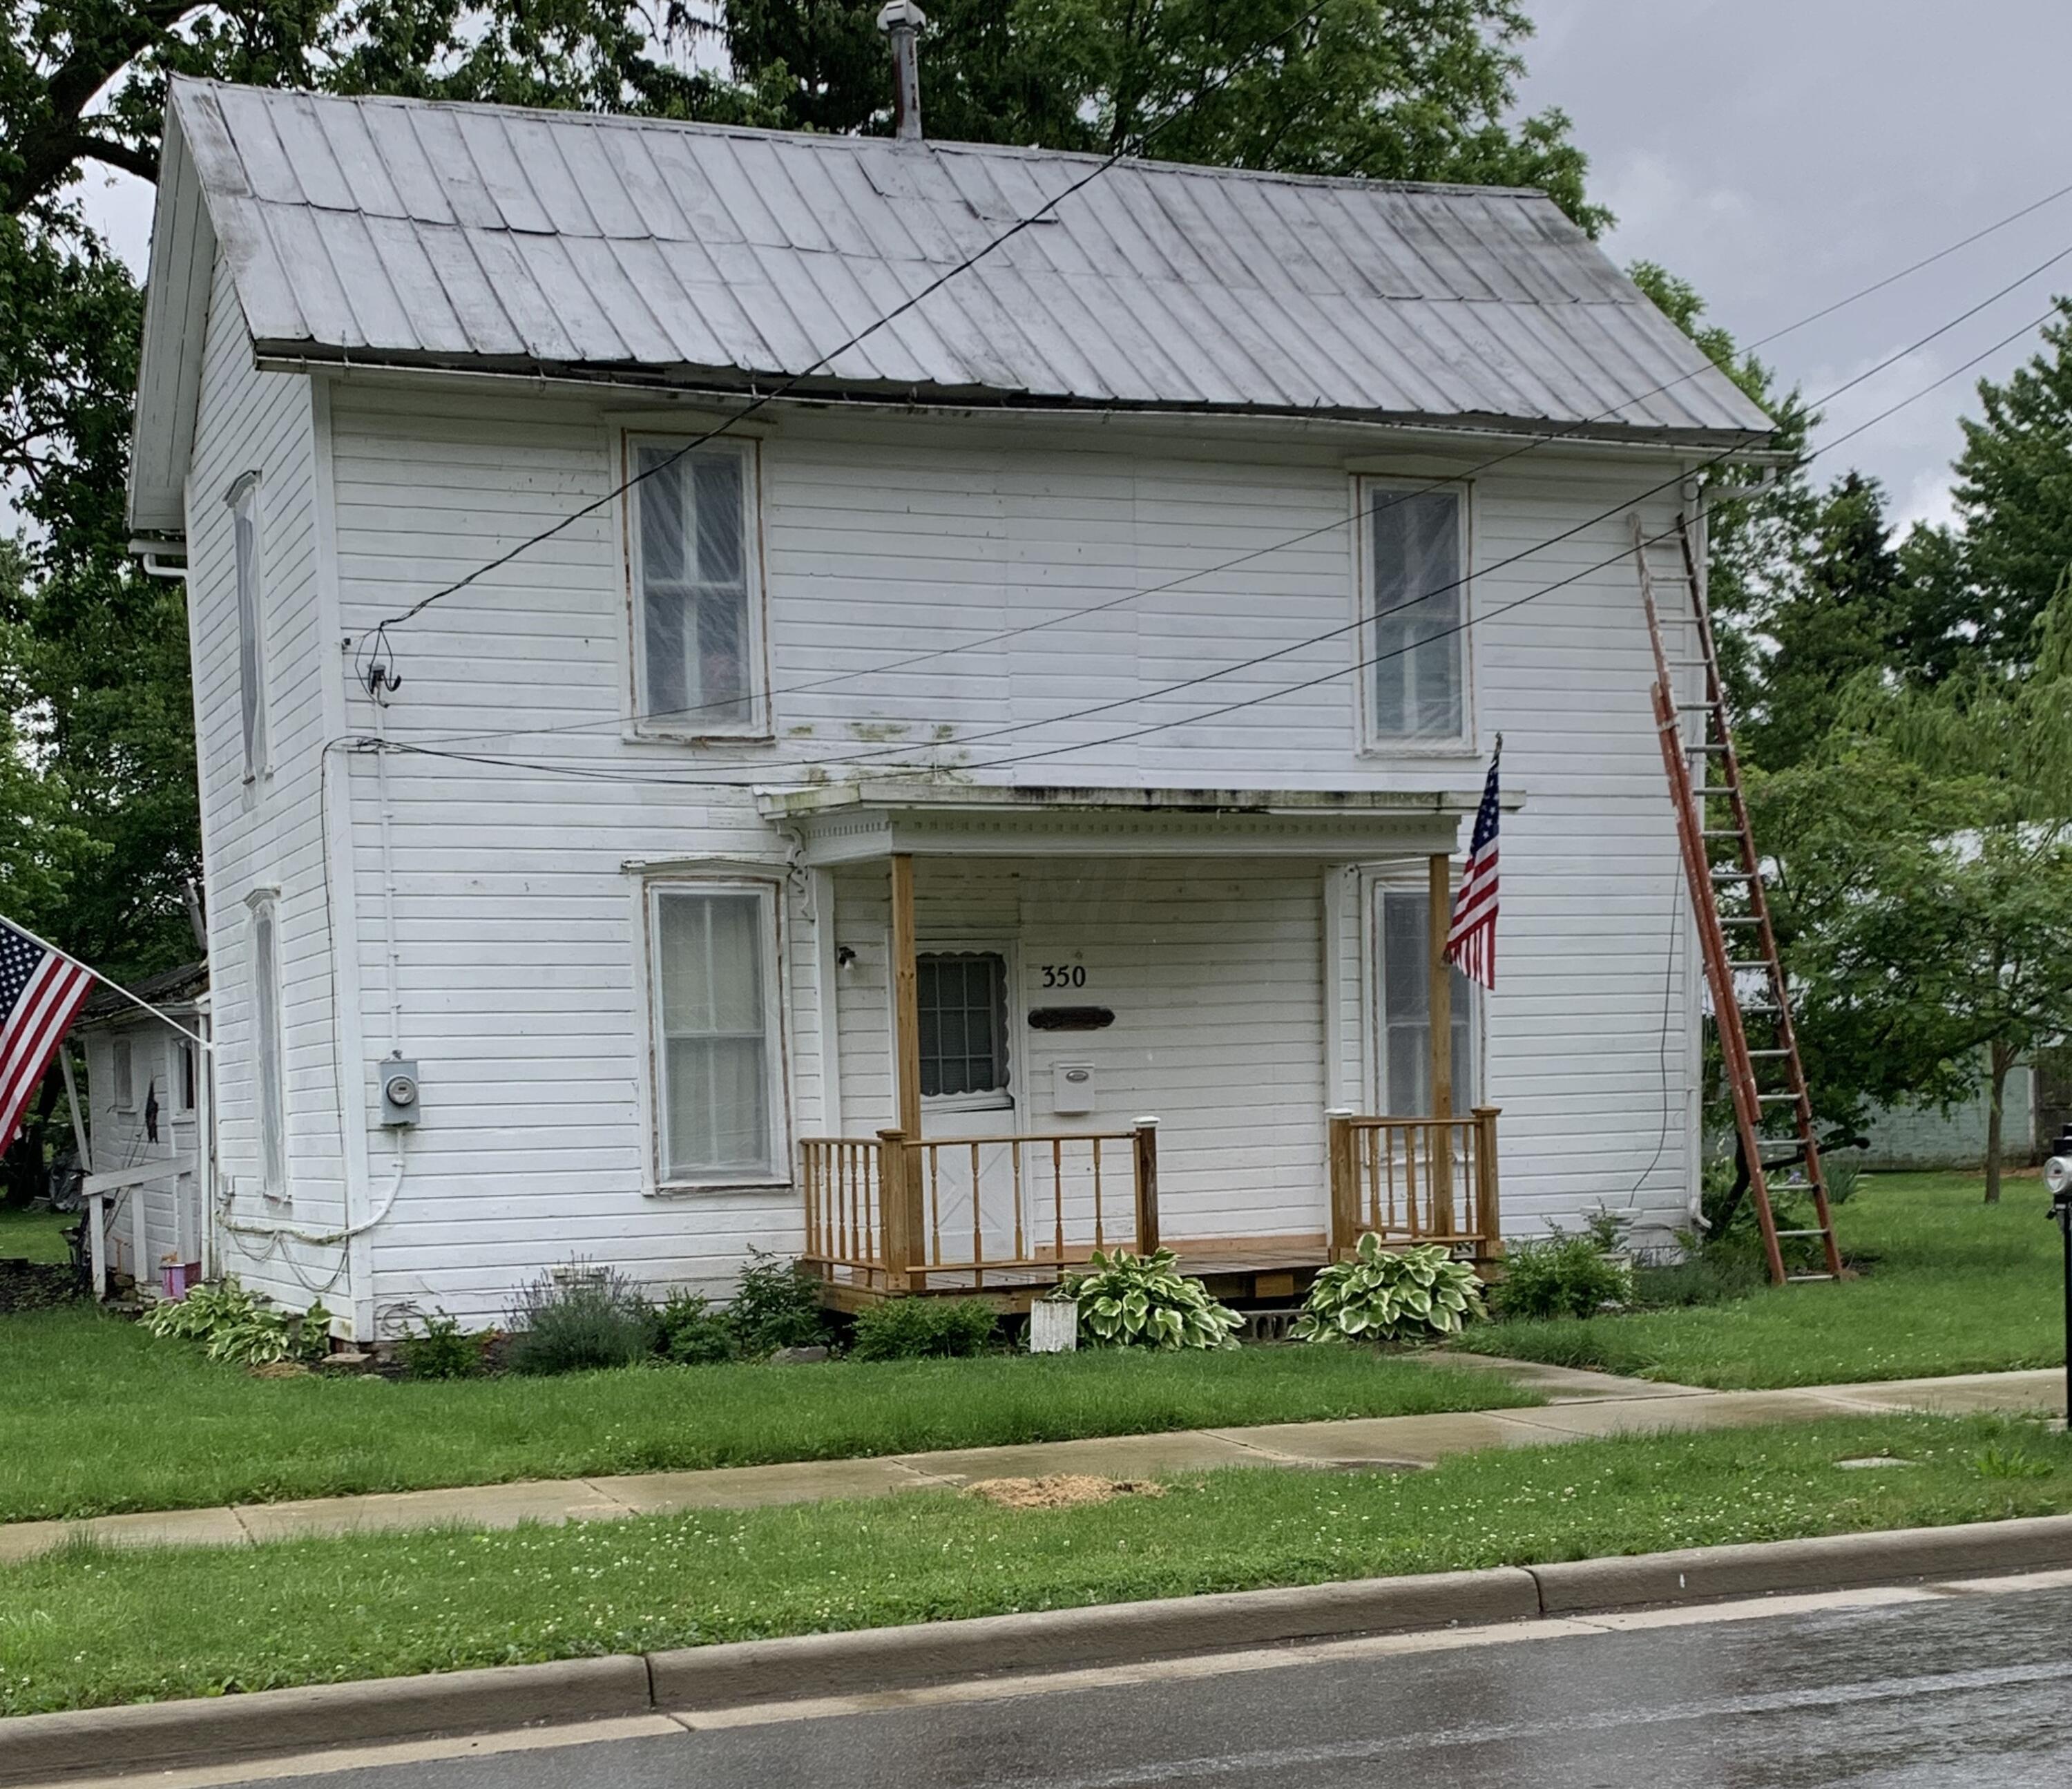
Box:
[0,1256,85,1314]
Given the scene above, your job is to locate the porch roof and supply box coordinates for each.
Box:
[758,779,1503,865]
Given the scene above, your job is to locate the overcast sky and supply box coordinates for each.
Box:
[1519,0,2072,530]
[77,1,2072,534]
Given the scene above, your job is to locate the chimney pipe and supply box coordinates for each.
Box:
[876,1,927,142]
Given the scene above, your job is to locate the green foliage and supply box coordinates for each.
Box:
[725,1250,829,1357]
[848,1296,997,1362]
[1292,1236,1484,1344]
[725,0,1606,230]
[1063,1247,1242,1350]
[504,1267,657,1377]
[1490,1234,1634,1322]
[140,1279,330,1367]
[1631,1252,1765,1310]
[655,1290,738,1366]
[398,1314,488,1381]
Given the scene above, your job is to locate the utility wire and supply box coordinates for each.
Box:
[355,1,1330,692]
[361,295,2061,794]
[374,253,2072,785]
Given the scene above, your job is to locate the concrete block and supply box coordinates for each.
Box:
[1531,1514,2072,1614]
[649,1567,1541,1712]
[0,1656,653,1786]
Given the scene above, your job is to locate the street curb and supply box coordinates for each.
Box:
[8,1515,2072,1784]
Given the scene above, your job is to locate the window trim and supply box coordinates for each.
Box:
[111,1037,135,1113]
[177,1037,198,1114]
[1369,874,1480,1117]
[246,888,289,1200]
[621,432,771,743]
[1353,475,1477,754]
[915,944,1017,1113]
[227,470,270,783]
[641,874,791,1194]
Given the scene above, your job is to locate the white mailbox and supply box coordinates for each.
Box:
[1052,1062,1095,1115]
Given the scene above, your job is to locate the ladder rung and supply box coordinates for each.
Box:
[1747,1049,1790,1058]
[1698,786,1738,797]
[1758,1092,1804,1103]
[1786,1273,1837,1283]
[1772,1229,1830,1238]
[1691,743,1729,754]
[1721,917,1762,927]
[1711,868,1753,880]
[1729,960,1774,970]
[1702,828,1742,839]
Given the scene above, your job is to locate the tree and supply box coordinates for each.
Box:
[1754,591,2072,1201]
[724,0,1608,229]
[1919,298,2072,670]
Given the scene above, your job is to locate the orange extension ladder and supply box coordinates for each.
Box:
[1632,511,1843,1288]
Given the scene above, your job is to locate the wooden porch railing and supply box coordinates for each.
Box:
[1327,1107,1502,1261]
[801,1121,1160,1294]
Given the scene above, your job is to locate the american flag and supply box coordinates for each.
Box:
[1444,747,1502,989]
[0,919,95,1150]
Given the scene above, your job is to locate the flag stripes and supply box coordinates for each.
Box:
[0,924,95,1150]
[1444,749,1501,990]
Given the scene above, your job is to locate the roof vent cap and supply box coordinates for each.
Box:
[876,1,927,142]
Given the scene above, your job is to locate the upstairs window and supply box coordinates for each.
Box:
[919,952,1010,1101]
[1363,481,1468,744]
[629,440,763,735]
[1380,888,1474,1115]
[178,1039,198,1113]
[229,472,268,779]
[112,1038,135,1112]
[651,884,782,1183]
[249,893,287,1197]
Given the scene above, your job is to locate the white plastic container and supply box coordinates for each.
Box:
[1029,1297,1080,1353]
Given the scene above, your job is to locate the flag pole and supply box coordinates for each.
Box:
[1,914,213,1052]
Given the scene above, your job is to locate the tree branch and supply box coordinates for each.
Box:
[75,135,161,186]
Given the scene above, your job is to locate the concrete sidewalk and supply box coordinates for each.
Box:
[2,1360,2060,1566]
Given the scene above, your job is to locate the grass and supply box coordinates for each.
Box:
[4,1413,2068,1717]
[0,1308,1540,1524]
[1459,1169,2066,1388]
[0,1206,70,1265]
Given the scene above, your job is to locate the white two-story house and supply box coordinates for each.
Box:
[126,77,1772,1338]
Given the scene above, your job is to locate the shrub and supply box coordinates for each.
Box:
[504,1265,657,1376]
[1491,1234,1635,1321]
[850,1296,997,1361]
[727,1251,828,1356]
[656,1290,737,1366]
[1062,1248,1241,1350]
[399,1313,489,1379]
[1293,1236,1485,1345]
[142,1279,332,1367]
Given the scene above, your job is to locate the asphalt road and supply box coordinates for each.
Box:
[223,1582,2072,1789]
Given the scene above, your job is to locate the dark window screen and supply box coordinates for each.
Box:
[918,953,1008,1097]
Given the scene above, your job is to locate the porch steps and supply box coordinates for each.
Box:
[1631,512,1843,1289]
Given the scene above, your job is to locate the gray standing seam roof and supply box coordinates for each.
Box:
[170,78,1774,443]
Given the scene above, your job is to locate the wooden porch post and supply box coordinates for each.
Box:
[1473,1105,1504,1257]
[1131,1117,1160,1254]
[878,1127,924,1292]
[890,853,922,1140]
[1326,1109,1358,1259]
[1428,852,1452,1119]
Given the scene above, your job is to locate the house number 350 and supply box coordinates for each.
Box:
[1040,964,1087,988]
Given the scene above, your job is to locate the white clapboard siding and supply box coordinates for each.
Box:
[185,255,349,1311]
[282,382,1702,1323]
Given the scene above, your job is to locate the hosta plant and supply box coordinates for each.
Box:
[1293,1236,1486,1345]
[142,1278,333,1366]
[1062,1248,1243,1350]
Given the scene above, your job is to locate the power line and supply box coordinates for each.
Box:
[401,183,2072,752]
[383,250,2072,786]
[362,295,2062,794]
[356,1,1331,693]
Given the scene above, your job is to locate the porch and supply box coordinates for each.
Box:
[764,782,1503,1310]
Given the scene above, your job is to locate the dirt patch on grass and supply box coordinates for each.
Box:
[0,1259,82,1314]
[961,1474,1168,1511]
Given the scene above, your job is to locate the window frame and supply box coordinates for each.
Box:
[177,1037,198,1114]
[642,876,790,1194]
[915,945,1016,1113]
[247,890,288,1200]
[622,432,770,743]
[227,471,269,783]
[1370,878,1479,1118]
[111,1037,135,1113]
[1354,475,1475,752]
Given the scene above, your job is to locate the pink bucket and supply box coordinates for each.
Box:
[160,1259,198,1301]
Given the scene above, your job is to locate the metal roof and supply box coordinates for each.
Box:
[167,78,1773,443]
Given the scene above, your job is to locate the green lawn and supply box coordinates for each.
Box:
[3,1413,2066,1718]
[0,1206,70,1265]
[1459,1169,2065,1388]
[0,1308,1540,1524]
